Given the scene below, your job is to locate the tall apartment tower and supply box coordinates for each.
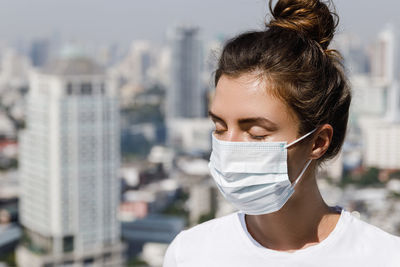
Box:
[167,25,204,119]
[130,41,153,87]
[16,56,124,266]
[371,24,397,85]
[370,25,400,122]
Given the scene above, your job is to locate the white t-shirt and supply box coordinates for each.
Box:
[163,209,400,267]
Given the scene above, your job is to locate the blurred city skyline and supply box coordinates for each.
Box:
[0,0,399,45]
[1,1,400,266]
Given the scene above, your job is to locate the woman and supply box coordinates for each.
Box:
[163,0,400,266]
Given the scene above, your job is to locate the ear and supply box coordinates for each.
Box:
[310,124,333,160]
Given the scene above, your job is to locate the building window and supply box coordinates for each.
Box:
[81,83,92,95]
[83,257,94,265]
[63,235,74,252]
[104,252,112,261]
[66,83,73,95]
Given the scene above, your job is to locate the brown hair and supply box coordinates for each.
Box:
[214,0,351,162]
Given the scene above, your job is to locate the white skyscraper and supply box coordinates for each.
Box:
[372,25,400,122]
[167,25,204,119]
[370,24,396,84]
[385,80,400,123]
[360,117,400,170]
[16,56,124,266]
[356,25,400,170]
[130,41,154,87]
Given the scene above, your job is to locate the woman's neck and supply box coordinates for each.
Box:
[244,173,340,252]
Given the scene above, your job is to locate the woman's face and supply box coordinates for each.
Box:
[209,73,313,182]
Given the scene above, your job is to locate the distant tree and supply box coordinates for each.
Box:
[340,167,381,187]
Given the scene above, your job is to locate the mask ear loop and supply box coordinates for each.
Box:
[284,128,317,187]
[292,159,313,187]
[284,128,318,149]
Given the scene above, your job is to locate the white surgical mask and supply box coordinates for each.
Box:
[208,129,317,215]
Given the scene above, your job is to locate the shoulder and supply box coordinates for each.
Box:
[163,212,240,266]
[180,212,239,241]
[174,212,239,248]
[341,210,400,251]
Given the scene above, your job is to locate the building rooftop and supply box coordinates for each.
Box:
[121,214,185,244]
[41,57,104,76]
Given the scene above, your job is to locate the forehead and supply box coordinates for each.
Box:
[210,74,298,125]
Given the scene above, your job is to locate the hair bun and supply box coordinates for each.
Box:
[268,0,337,50]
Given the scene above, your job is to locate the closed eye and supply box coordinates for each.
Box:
[248,133,268,141]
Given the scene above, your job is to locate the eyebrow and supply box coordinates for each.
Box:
[208,110,278,129]
[208,110,227,126]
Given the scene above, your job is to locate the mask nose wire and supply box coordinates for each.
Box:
[283,128,318,149]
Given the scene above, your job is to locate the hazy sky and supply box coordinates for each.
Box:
[0,0,397,46]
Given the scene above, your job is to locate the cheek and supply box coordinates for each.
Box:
[286,145,310,182]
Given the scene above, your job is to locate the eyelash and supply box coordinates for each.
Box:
[213,129,268,141]
[213,130,225,136]
[250,135,268,140]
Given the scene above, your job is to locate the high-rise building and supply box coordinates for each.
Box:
[110,41,154,88]
[385,81,400,123]
[368,25,400,122]
[0,48,31,90]
[370,24,397,85]
[166,25,204,119]
[350,75,387,120]
[16,56,125,266]
[30,39,50,68]
[333,33,369,75]
[130,41,153,87]
[360,117,400,170]
[356,26,400,171]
